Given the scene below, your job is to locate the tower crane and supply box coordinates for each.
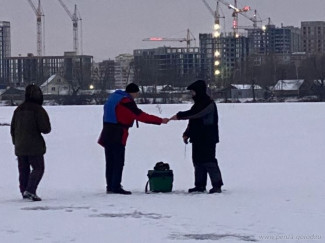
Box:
[216,0,250,37]
[142,29,196,48]
[27,0,44,56]
[202,0,224,37]
[215,0,262,36]
[57,0,82,54]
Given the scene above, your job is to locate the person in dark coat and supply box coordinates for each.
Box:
[170,80,223,193]
[10,84,51,201]
[98,83,169,195]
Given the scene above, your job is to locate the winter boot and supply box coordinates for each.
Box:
[23,191,42,201]
[209,187,222,194]
[188,187,206,193]
[112,187,132,195]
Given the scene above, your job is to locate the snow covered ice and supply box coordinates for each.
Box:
[0,103,324,243]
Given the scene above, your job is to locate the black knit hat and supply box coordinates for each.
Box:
[125,83,140,93]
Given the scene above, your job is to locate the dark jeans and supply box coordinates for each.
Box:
[194,160,223,189]
[18,155,45,195]
[105,144,125,191]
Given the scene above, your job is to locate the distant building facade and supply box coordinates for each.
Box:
[301,21,325,54]
[247,25,301,56]
[114,54,134,89]
[134,47,201,87]
[0,21,11,85]
[5,52,93,89]
[200,33,249,84]
[199,33,216,84]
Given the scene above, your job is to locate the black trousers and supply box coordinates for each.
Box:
[194,161,223,188]
[192,142,223,189]
[104,144,125,191]
[17,155,45,195]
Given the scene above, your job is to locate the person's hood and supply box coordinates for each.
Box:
[187,80,208,100]
[115,89,133,99]
[25,84,44,105]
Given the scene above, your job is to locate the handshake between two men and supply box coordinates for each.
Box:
[160,114,178,124]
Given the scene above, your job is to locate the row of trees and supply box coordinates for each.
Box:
[231,54,325,88]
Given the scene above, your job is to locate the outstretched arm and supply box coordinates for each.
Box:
[120,99,168,125]
[170,102,215,120]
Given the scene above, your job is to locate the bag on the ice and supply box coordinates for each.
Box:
[145,162,173,193]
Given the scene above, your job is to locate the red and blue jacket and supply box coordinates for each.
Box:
[99,90,162,146]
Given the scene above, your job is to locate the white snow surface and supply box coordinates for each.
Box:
[0,103,324,243]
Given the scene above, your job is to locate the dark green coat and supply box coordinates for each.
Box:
[10,86,51,156]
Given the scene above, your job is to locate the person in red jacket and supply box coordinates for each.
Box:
[98,83,169,194]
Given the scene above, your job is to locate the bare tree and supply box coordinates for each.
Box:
[300,55,325,100]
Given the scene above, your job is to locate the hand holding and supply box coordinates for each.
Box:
[183,135,189,144]
[161,118,169,124]
[170,115,178,120]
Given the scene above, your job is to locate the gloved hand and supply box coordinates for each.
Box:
[183,135,189,144]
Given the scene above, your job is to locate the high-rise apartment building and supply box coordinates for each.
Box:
[301,21,325,54]
[247,25,301,55]
[133,47,201,87]
[0,21,11,85]
[114,54,134,89]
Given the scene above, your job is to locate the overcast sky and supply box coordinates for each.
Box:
[1,0,324,62]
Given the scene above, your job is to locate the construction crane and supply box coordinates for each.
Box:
[142,29,196,48]
[215,0,263,36]
[201,0,224,77]
[57,0,82,54]
[201,0,225,37]
[27,0,44,56]
[216,0,250,37]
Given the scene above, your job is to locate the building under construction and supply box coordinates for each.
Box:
[301,21,325,54]
[5,52,93,89]
[247,25,301,56]
[133,46,201,87]
[200,33,249,84]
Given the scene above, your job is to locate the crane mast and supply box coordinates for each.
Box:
[57,0,81,54]
[27,0,44,56]
[202,0,223,79]
[214,2,222,76]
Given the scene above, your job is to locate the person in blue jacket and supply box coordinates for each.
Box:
[98,83,169,195]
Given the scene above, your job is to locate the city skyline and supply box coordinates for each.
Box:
[1,0,325,62]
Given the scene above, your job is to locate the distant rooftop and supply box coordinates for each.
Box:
[274,80,304,91]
